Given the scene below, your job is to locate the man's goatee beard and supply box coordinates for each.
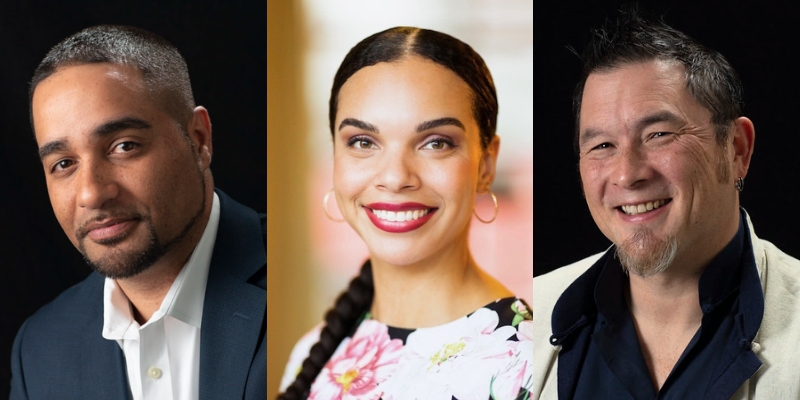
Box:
[615,228,678,277]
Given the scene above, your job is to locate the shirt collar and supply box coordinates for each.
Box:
[697,210,745,313]
[102,192,220,339]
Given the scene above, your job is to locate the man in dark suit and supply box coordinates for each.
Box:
[10,25,265,399]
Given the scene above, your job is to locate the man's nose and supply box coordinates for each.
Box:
[76,160,119,209]
[613,147,653,189]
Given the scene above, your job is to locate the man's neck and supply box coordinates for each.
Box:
[116,200,212,325]
[626,270,704,392]
[116,260,185,325]
[627,270,703,326]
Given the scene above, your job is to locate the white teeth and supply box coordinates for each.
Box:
[373,208,430,222]
[621,199,668,215]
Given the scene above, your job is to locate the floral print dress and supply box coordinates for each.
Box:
[280,297,532,400]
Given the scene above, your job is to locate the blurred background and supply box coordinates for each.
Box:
[267,0,532,396]
[0,1,264,395]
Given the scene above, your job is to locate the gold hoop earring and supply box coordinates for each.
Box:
[323,189,345,222]
[473,191,498,223]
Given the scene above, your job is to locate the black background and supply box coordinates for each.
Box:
[0,0,264,394]
[535,0,800,277]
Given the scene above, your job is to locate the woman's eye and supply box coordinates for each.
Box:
[423,138,454,150]
[346,136,376,149]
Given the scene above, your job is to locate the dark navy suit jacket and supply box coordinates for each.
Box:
[10,190,266,400]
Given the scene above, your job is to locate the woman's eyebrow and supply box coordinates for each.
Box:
[338,118,379,133]
[415,117,465,132]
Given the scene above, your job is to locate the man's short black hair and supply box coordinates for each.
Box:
[30,25,195,131]
[573,6,744,150]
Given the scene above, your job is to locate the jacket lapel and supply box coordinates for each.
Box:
[199,190,266,399]
[80,274,132,400]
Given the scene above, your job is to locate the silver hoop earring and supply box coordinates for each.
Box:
[473,191,498,224]
[323,189,345,222]
[735,176,744,192]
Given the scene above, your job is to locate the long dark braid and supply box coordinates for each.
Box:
[278,261,374,399]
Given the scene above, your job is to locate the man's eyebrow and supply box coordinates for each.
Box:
[94,117,152,137]
[578,127,604,147]
[38,117,152,161]
[338,118,379,133]
[634,111,683,132]
[579,111,684,146]
[415,117,465,133]
[38,140,68,161]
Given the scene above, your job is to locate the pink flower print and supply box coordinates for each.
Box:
[516,320,532,342]
[310,320,404,400]
[382,308,518,400]
[490,320,533,399]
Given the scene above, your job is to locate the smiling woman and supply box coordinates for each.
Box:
[277,27,532,400]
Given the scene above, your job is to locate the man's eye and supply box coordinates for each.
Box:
[51,159,74,173]
[651,132,671,139]
[112,142,139,153]
[592,142,612,150]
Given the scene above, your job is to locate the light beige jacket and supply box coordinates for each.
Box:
[533,217,800,399]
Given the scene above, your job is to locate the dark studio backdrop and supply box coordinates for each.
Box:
[534,0,800,277]
[0,0,265,394]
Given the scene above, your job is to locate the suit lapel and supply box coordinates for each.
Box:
[79,274,133,400]
[199,190,266,399]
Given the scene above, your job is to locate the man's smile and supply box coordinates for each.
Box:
[618,199,672,216]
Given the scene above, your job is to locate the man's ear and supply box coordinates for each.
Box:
[186,106,213,170]
[732,116,755,179]
[478,135,500,192]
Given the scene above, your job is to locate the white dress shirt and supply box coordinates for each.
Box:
[102,193,220,400]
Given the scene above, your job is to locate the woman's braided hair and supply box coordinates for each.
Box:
[278,261,373,399]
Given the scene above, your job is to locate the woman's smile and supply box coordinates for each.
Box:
[364,202,438,233]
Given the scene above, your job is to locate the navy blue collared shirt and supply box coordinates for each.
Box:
[550,210,764,400]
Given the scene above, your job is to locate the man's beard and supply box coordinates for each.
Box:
[78,179,207,280]
[615,228,678,278]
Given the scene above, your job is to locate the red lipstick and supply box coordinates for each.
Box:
[364,202,437,233]
[365,202,430,211]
